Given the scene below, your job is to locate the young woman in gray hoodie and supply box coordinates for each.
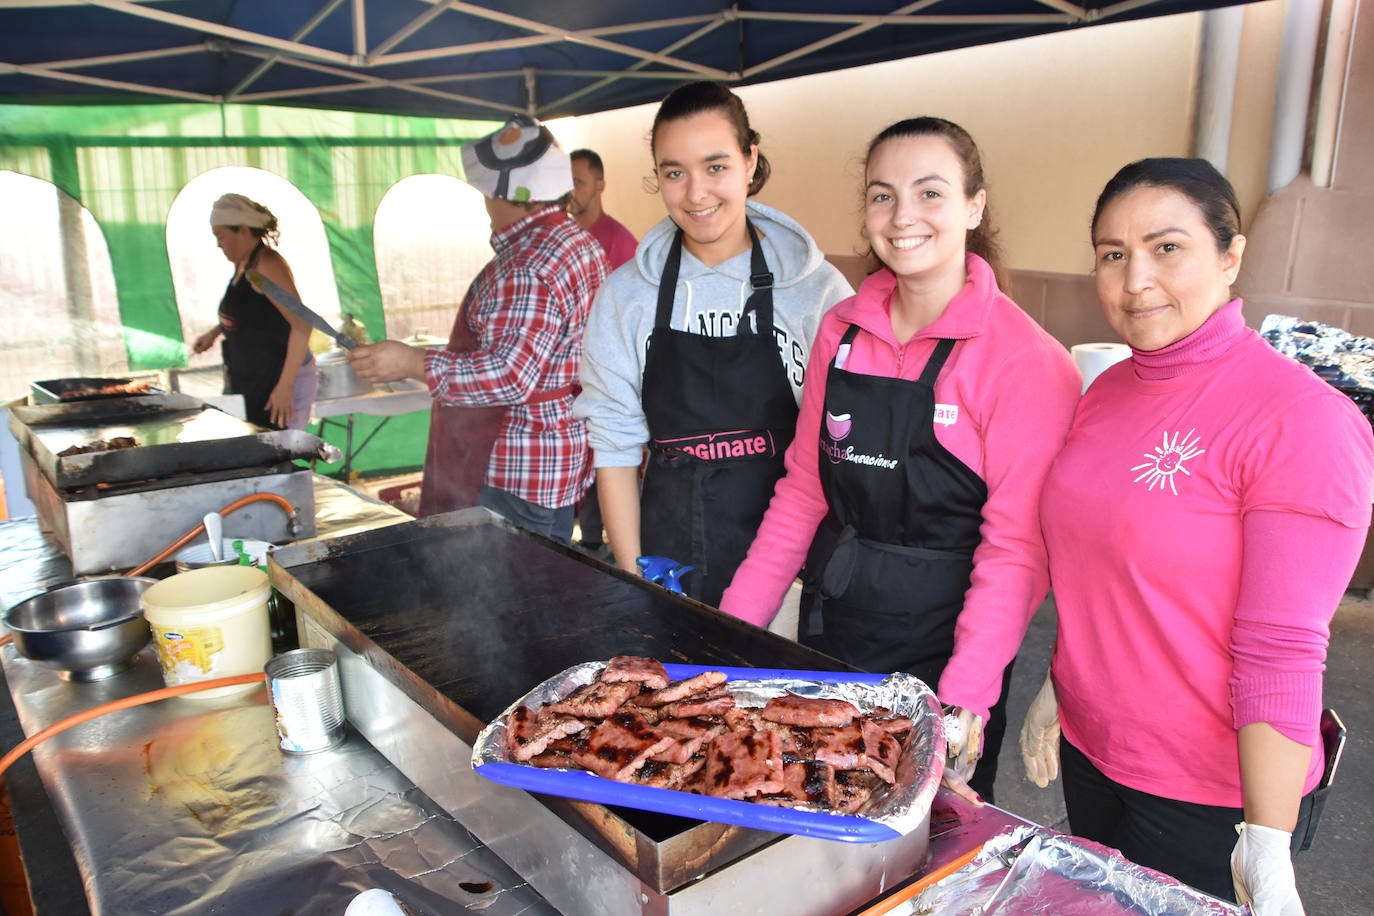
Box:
[575,81,853,607]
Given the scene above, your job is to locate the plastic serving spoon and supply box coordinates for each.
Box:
[203,512,223,562]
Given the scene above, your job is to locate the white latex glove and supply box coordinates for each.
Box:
[1019,673,1060,788]
[941,706,985,805]
[1231,822,1304,915]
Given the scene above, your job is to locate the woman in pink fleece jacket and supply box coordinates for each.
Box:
[1025,158,1373,911]
[718,117,1080,802]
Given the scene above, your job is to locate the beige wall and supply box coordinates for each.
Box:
[550,2,1286,276]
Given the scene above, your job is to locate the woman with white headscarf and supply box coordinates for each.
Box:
[192,193,317,429]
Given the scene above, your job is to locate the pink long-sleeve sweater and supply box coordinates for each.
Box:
[719,255,1081,719]
[1042,299,1374,806]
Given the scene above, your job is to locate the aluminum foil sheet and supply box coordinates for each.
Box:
[1,647,555,916]
[473,660,945,840]
[904,824,1245,915]
[1260,314,1374,391]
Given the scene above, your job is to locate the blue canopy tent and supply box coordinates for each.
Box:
[0,0,1250,119]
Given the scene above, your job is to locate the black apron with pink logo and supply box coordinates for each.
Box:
[639,222,797,608]
[801,324,1011,797]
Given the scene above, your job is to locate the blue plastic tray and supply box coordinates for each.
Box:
[472,663,939,843]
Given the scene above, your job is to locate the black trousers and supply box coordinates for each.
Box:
[1061,738,1314,901]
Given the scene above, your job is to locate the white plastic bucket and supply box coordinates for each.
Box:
[141,566,271,699]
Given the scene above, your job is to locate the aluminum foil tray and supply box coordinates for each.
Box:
[473,662,945,844]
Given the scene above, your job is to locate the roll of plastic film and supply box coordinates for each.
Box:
[265,648,346,755]
[1071,342,1131,393]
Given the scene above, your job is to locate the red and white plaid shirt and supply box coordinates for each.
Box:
[424,206,608,509]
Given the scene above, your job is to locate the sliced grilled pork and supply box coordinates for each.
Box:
[757,760,837,808]
[600,655,670,690]
[546,680,641,718]
[703,729,784,800]
[631,671,729,706]
[651,717,726,764]
[660,693,736,718]
[833,768,884,814]
[810,722,866,769]
[571,710,677,782]
[507,705,588,761]
[635,754,708,790]
[760,695,859,728]
[861,719,902,784]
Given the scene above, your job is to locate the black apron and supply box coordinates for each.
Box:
[800,325,1011,798]
[219,244,293,430]
[639,222,797,608]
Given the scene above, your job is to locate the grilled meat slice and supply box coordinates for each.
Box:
[703,729,784,800]
[571,710,677,782]
[635,754,708,790]
[810,722,866,769]
[507,705,588,761]
[760,695,859,728]
[600,655,670,690]
[756,760,838,808]
[833,768,884,814]
[631,671,728,706]
[546,680,641,718]
[527,750,576,769]
[861,719,902,784]
[870,715,914,735]
[651,717,726,764]
[659,692,736,718]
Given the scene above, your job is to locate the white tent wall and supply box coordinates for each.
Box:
[550,2,1286,280]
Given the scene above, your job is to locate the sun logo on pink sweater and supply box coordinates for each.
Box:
[1131,428,1206,495]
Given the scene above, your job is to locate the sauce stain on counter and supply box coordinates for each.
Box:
[142,706,279,831]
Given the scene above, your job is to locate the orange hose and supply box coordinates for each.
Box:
[0,672,266,780]
[851,841,986,916]
[125,492,297,577]
[0,636,10,649]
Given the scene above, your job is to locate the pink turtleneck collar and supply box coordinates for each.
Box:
[1131,298,1247,381]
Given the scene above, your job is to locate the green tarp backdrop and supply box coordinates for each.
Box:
[0,102,495,476]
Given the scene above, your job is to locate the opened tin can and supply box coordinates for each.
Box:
[265,648,346,755]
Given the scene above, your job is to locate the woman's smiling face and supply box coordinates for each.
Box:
[864,134,984,284]
[1091,185,1245,351]
[653,110,757,266]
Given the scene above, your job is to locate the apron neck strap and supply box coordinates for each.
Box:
[653,219,774,335]
[919,338,957,385]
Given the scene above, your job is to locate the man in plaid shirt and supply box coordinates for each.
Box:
[351,116,608,540]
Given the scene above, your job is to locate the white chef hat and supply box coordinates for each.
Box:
[210,193,272,228]
[460,115,572,203]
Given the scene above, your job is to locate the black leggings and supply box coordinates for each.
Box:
[1061,738,1314,901]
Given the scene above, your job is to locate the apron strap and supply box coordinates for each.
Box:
[737,220,775,336]
[653,230,686,330]
[652,220,774,335]
[918,338,957,385]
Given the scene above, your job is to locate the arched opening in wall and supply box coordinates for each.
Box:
[374,175,491,343]
[0,171,124,399]
[167,167,342,373]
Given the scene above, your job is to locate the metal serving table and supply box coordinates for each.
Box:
[313,380,432,479]
[0,476,557,914]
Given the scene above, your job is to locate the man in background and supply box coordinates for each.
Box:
[569,149,637,271]
[567,148,638,554]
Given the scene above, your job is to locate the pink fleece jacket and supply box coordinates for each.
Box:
[1042,300,1374,806]
[719,255,1081,718]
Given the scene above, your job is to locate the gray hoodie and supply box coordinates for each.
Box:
[575,201,854,467]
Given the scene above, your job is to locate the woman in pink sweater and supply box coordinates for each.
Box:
[718,117,1080,802]
[1024,158,1373,910]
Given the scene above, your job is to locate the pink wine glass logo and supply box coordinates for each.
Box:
[825,411,852,442]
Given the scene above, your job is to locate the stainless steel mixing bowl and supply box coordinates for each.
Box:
[4,577,156,681]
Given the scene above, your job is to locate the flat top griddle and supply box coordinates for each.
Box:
[279,519,849,728]
[9,393,325,490]
[30,377,165,404]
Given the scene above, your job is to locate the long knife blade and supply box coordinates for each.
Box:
[246,269,355,350]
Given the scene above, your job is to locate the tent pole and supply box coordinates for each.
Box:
[1266,0,1324,192]
[1192,5,1243,174]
